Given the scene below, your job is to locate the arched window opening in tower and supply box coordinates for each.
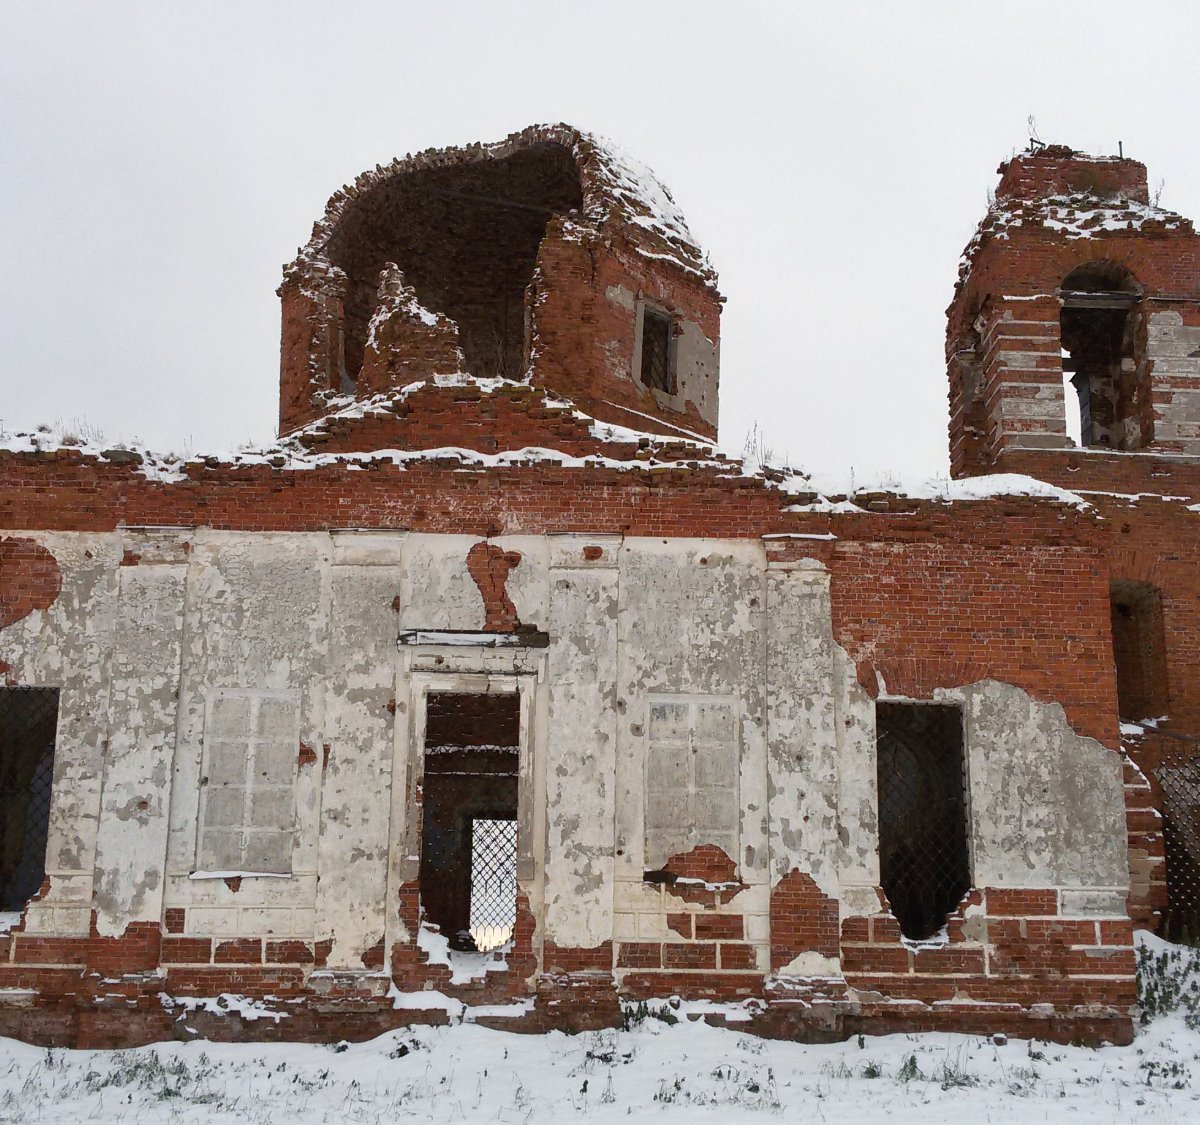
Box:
[1110,578,1169,723]
[0,688,59,916]
[325,143,584,388]
[875,701,971,941]
[1059,262,1145,450]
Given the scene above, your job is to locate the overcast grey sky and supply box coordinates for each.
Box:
[3,2,1198,479]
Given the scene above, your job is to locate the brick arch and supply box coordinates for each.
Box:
[1058,255,1143,295]
[1108,546,1170,590]
[855,657,990,701]
[0,537,62,630]
[288,124,709,285]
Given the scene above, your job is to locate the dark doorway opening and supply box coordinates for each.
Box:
[419,691,519,951]
[0,688,59,912]
[876,702,971,940]
[1110,579,1169,723]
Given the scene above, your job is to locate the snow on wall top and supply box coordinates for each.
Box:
[954,146,1193,295]
[955,190,1191,293]
[283,123,716,288]
[0,399,1092,513]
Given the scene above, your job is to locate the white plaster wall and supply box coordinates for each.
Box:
[1148,310,1200,453]
[314,536,404,966]
[0,532,121,934]
[542,536,619,949]
[0,528,1133,968]
[956,682,1127,894]
[92,560,186,936]
[163,531,328,939]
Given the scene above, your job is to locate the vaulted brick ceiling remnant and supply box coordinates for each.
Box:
[277,123,721,445]
[328,143,583,385]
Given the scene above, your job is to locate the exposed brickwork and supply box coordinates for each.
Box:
[770,870,839,970]
[996,148,1151,206]
[356,265,465,395]
[648,844,748,907]
[666,912,692,938]
[465,541,522,631]
[829,538,1119,747]
[948,147,1200,936]
[278,124,720,443]
[694,914,743,941]
[619,971,763,1002]
[839,885,1134,1017]
[542,941,612,974]
[0,536,62,629]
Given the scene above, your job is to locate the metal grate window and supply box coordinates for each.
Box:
[639,306,674,394]
[0,687,59,911]
[469,817,517,952]
[1155,748,1200,941]
[876,702,971,941]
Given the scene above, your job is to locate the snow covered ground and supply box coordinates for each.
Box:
[0,933,1195,1123]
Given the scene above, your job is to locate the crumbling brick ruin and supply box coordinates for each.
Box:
[0,126,1197,1049]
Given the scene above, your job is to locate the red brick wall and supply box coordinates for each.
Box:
[529,222,720,440]
[828,535,1119,746]
[277,126,722,446]
[0,536,62,629]
[995,148,1150,205]
[841,887,1134,1014]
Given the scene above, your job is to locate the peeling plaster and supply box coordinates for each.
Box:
[0,529,1132,976]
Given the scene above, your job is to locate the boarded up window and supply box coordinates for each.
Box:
[876,702,971,940]
[645,698,738,866]
[197,693,299,874]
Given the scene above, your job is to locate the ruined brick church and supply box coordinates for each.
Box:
[1,124,1197,1048]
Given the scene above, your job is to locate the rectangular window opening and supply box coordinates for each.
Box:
[0,687,59,912]
[639,306,675,394]
[419,691,519,952]
[875,701,971,941]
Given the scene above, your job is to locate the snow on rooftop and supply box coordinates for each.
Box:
[956,190,1190,290]
[0,407,1096,514]
[581,132,713,276]
[777,466,1089,509]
